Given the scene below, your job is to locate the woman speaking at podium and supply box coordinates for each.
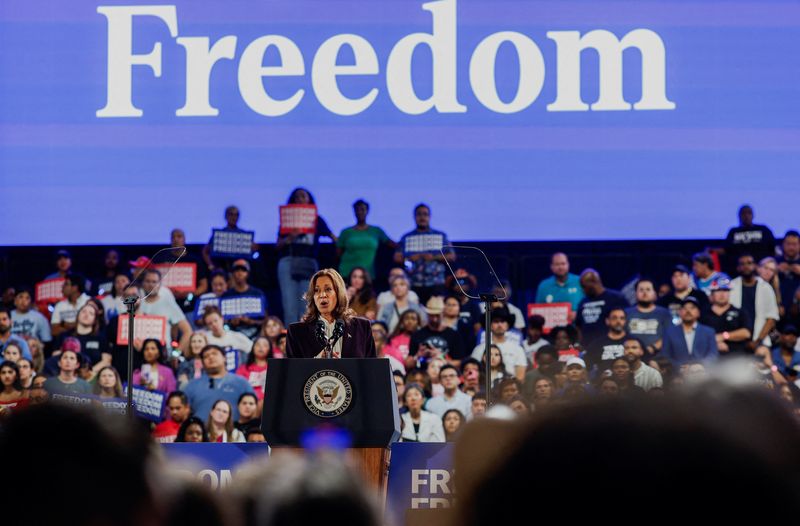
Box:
[286,269,377,358]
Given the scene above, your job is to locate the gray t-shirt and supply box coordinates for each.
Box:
[11,309,52,342]
[624,306,673,348]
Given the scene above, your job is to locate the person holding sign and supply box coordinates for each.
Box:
[286,269,376,359]
[202,205,257,271]
[394,203,455,304]
[221,259,266,339]
[138,268,193,352]
[337,199,394,281]
[133,339,177,394]
[276,188,336,324]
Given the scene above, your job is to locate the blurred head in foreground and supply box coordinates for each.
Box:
[453,384,800,523]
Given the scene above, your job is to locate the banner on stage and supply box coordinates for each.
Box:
[386,443,455,526]
[116,314,168,345]
[35,278,65,304]
[132,386,166,422]
[156,262,197,293]
[210,229,254,259]
[279,204,317,235]
[220,296,265,320]
[527,302,572,334]
[161,443,269,490]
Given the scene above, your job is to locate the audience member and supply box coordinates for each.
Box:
[408,297,464,369]
[201,305,253,356]
[133,338,177,394]
[657,264,710,320]
[377,274,426,333]
[376,267,420,308]
[622,337,663,391]
[276,188,336,324]
[183,344,255,420]
[10,288,52,344]
[661,297,719,366]
[584,307,627,375]
[93,365,124,399]
[394,203,455,303]
[470,307,526,380]
[535,252,584,314]
[702,277,752,356]
[337,199,394,281]
[625,278,672,356]
[777,230,800,317]
[176,416,209,443]
[0,360,28,415]
[425,364,472,418]
[771,325,800,377]
[177,331,208,388]
[346,267,378,319]
[522,315,548,364]
[43,348,91,395]
[400,384,445,442]
[235,336,270,400]
[222,258,267,339]
[575,268,627,343]
[442,408,466,441]
[50,273,91,338]
[235,392,261,434]
[724,204,776,268]
[152,391,191,443]
[207,399,245,443]
[137,268,193,350]
[692,252,730,296]
[730,254,780,350]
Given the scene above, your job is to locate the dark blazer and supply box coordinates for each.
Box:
[286,317,377,359]
[661,323,719,366]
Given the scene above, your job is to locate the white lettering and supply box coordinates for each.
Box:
[411,469,429,493]
[198,469,219,490]
[429,469,452,494]
[312,35,379,116]
[470,32,544,113]
[96,6,179,117]
[547,29,676,112]
[386,0,466,114]
[411,498,428,508]
[238,36,305,117]
[176,36,237,116]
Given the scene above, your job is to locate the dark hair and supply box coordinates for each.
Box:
[141,338,165,364]
[209,269,228,283]
[14,287,32,299]
[0,306,9,318]
[634,278,655,291]
[176,416,208,443]
[483,344,506,372]
[288,187,316,205]
[200,344,225,359]
[784,230,800,240]
[472,392,488,403]
[606,306,627,319]
[65,273,87,294]
[0,360,23,392]
[167,391,189,406]
[460,357,481,375]
[439,364,459,378]
[623,336,646,351]
[692,252,714,269]
[202,305,223,321]
[348,266,375,306]
[247,336,273,365]
[238,392,258,406]
[392,370,405,381]
[110,273,131,298]
[142,268,162,281]
[738,253,756,264]
[403,383,427,404]
[535,345,559,362]
[527,315,545,330]
[442,409,466,441]
[414,203,430,215]
[389,309,422,341]
[352,199,369,211]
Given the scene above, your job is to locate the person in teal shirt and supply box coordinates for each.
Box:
[535,252,584,312]
[337,199,394,279]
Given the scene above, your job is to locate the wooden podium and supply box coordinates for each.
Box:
[261,358,400,491]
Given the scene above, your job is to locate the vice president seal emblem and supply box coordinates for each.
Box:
[303,370,353,417]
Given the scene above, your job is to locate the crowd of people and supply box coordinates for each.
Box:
[1,194,799,444]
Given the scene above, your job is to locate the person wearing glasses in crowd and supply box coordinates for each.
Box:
[425,364,472,418]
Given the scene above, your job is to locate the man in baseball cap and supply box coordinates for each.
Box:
[407,296,465,369]
[702,277,751,355]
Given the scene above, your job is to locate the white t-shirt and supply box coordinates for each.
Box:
[51,293,91,325]
[204,330,254,354]
[471,339,527,375]
[138,293,186,328]
[377,289,419,308]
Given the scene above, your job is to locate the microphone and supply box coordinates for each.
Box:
[332,319,345,343]
[315,319,327,347]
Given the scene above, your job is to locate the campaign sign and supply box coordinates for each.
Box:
[403,233,445,255]
[35,278,65,304]
[194,296,221,321]
[156,262,197,293]
[220,296,265,320]
[116,314,168,345]
[210,229,254,259]
[527,302,572,334]
[279,204,318,235]
[49,392,128,416]
[161,443,269,491]
[132,386,167,422]
[386,443,455,526]
[224,347,240,373]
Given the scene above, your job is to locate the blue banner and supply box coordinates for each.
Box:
[1,0,797,245]
[220,296,266,320]
[386,442,455,526]
[210,229,255,259]
[224,347,240,373]
[161,443,269,490]
[131,386,167,422]
[194,295,221,322]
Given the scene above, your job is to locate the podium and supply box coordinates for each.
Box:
[261,358,400,489]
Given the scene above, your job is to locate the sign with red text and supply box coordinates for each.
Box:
[35,278,65,304]
[527,302,572,334]
[156,262,197,293]
[116,314,168,345]
[279,204,317,235]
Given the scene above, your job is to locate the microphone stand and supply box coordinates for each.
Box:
[480,293,497,406]
[123,295,138,420]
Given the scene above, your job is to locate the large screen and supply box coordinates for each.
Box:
[1,0,798,245]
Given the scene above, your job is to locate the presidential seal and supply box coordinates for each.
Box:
[303,370,353,418]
